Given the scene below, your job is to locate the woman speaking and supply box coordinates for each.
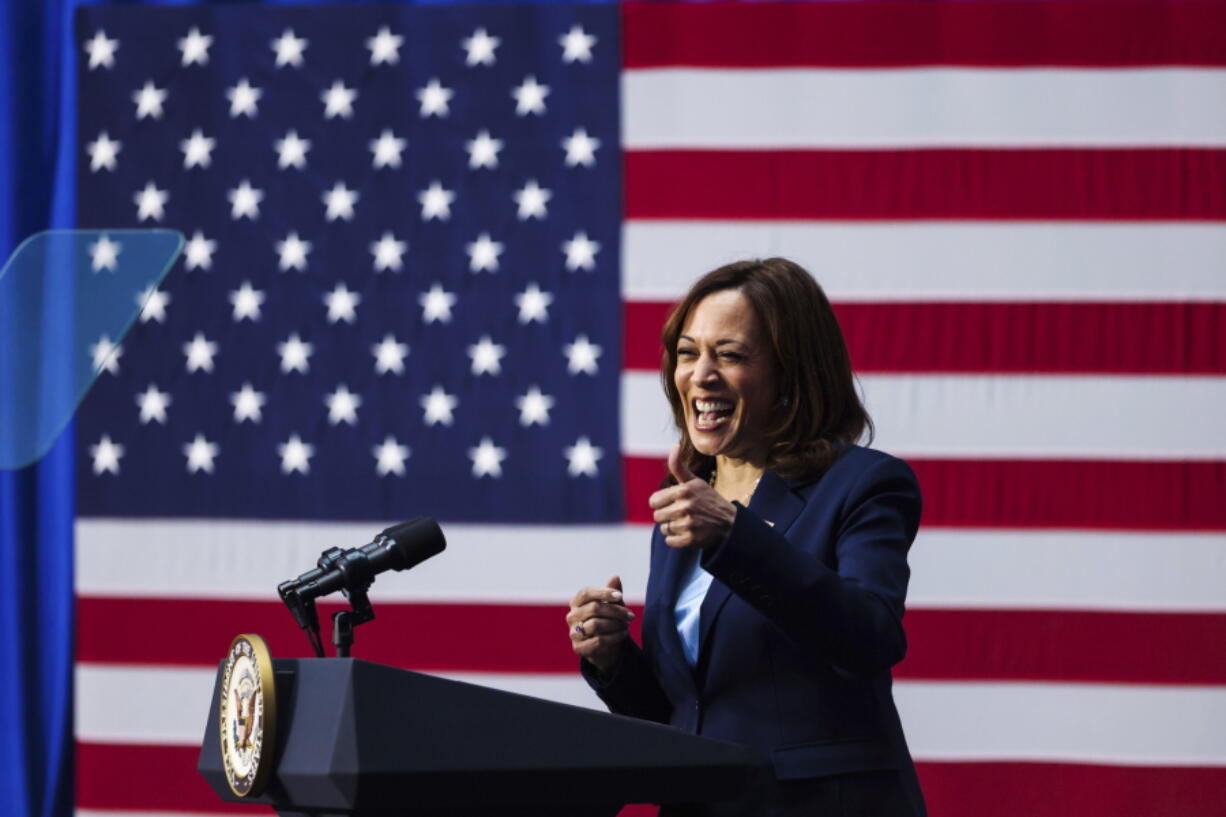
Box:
[567,258,925,816]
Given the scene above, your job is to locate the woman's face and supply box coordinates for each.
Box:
[674,289,779,462]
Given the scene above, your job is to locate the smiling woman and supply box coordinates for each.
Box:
[567,258,926,817]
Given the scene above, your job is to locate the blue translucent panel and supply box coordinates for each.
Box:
[0,230,183,469]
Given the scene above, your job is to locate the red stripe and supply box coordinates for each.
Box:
[77,598,1226,684]
[76,596,644,671]
[623,1,1226,68]
[73,742,1226,817]
[624,301,1226,375]
[75,741,657,815]
[77,742,269,814]
[625,455,1226,531]
[624,150,1226,221]
[897,609,1226,685]
[916,761,1226,817]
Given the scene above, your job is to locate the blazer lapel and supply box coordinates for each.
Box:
[650,534,700,693]
[695,471,806,670]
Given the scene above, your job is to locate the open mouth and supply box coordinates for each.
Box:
[692,398,734,431]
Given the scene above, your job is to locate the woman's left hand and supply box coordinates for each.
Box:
[649,446,737,549]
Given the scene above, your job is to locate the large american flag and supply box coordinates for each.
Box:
[73,3,1226,817]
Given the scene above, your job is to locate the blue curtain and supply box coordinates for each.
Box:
[0,0,77,814]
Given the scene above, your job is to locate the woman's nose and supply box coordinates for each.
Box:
[694,352,719,382]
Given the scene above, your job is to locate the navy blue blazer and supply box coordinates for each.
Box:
[583,446,925,816]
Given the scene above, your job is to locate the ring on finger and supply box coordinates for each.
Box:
[574,623,585,635]
[663,520,672,536]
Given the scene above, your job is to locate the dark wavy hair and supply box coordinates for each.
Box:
[661,257,873,483]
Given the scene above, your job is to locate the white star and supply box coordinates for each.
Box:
[321,80,357,119]
[515,386,554,427]
[469,437,507,478]
[373,436,410,477]
[227,179,264,220]
[370,231,407,272]
[84,30,119,70]
[511,75,549,116]
[278,434,314,475]
[513,180,551,220]
[467,335,506,376]
[563,127,600,167]
[229,281,265,321]
[564,436,603,477]
[322,182,358,221]
[271,29,308,67]
[183,433,219,474]
[514,283,553,324]
[133,182,168,222]
[183,332,218,373]
[90,435,123,475]
[90,335,121,375]
[132,80,167,120]
[369,129,406,169]
[276,231,311,271]
[418,181,455,221]
[418,283,456,324]
[420,386,458,426]
[136,384,171,425]
[177,27,212,66]
[277,333,313,374]
[180,129,215,169]
[325,384,362,426]
[465,233,503,272]
[324,283,360,324]
[184,230,216,270]
[89,235,120,272]
[563,231,600,271]
[230,383,266,423]
[275,130,310,169]
[367,26,403,65]
[86,131,120,172]
[372,334,409,375]
[559,24,597,63]
[465,129,503,169]
[416,78,453,118]
[136,286,170,323]
[227,78,262,118]
[565,334,602,375]
[462,27,500,66]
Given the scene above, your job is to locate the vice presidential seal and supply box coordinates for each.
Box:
[219,633,276,797]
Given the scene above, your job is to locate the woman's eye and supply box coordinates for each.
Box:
[719,352,742,361]
[677,348,697,358]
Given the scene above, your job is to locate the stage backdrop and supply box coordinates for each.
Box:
[72,3,1226,817]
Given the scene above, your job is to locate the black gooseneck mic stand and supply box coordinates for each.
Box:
[277,518,446,658]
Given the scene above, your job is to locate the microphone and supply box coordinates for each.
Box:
[278,518,446,604]
[277,519,445,656]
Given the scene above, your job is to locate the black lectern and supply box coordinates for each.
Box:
[200,658,757,816]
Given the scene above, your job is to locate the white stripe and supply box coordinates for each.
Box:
[623,68,1226,148]
[897,681,1226,767]
[622,371,1226,461]
[74,519,651,604]
[75,664,1226,766]
[907,530,1226,612]
[622,222,1226,302]
[76,520,1226,612]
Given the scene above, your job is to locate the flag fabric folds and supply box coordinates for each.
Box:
[74,3,1226,817]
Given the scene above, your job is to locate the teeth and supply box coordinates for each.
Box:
[695,400,732,412]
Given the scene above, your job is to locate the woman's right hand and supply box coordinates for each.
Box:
[568,575,635,673]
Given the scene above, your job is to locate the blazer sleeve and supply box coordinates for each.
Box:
[700,455,921,678]
[579,638,674,724]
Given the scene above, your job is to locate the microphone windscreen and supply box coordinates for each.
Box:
[381,518,445,571]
